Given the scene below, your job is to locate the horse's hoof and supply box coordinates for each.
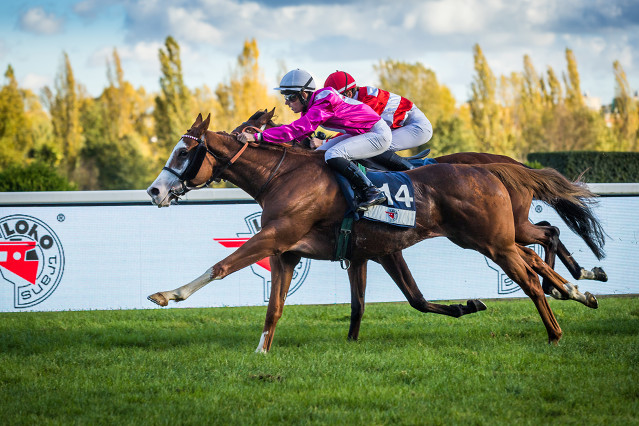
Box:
[148,292,168,307]
[593,267,608,282]
[467,299,487,312]
[585,292,598,309]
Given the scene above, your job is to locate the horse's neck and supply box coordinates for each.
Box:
[215,137,311,200]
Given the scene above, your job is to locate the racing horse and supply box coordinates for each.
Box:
[234,109,607,295]
[147,113,600,353]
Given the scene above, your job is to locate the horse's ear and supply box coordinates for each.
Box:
[265,108,276,122]
[192,113,203,128]
[201,113,211,132]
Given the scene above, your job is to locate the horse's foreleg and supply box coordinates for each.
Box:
[517,245,598,309]
[347,260,367,341]
[148,224,299,307]
[377,252,486,317]
[148,267,214,306]
[255,252,300,353]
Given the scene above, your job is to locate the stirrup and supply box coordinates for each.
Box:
[357,190,387,211]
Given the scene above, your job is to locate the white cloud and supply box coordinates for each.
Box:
[167,7,223,44]
[420,0,487,35]
[88,41,162,73]
[74,0,100,18]
[21,73,52,92]
[19,8,64,35]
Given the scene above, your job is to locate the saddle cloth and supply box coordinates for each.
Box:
[335,170,417,228]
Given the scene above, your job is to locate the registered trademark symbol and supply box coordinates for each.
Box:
[57,214,65,222]
[535,205,542,213]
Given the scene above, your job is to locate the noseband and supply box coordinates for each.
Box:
[162,127,266,199]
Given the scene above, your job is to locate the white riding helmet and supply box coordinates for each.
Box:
[274,69,317,93]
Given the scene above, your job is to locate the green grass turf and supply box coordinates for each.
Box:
[1,296,638,425]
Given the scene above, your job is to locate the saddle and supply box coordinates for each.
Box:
[357,149,437,171]
[333,153,436,267]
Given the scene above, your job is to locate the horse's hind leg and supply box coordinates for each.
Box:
[491,246,562,344]
[516,245,598,309]
[512,219,562,295]
[347,260,368,341]
[376,251,487,317]
[256,252,301,353]
[535,221,608,282]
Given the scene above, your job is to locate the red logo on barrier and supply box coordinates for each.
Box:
[0,241,39,284]
[213,238,272,271]
[0,215,65,309]
[213,212,311,302]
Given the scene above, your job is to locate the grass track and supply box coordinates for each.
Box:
[1,296,638,425]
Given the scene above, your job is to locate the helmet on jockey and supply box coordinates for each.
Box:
[324,71,357,97]
[274,69,317,111]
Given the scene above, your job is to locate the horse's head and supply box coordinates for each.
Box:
[147,113,214,207]
[232,108,276,134]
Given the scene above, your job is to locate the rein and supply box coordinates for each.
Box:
[164,124,288,200]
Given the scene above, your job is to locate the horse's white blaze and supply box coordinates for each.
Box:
[255,331,269,353]
[146,140,189,207]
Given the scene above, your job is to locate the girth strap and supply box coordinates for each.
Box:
[334,213,354,269]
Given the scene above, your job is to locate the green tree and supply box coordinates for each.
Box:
[0,65,30,168]
[518,55,545,154]
[44,52,83,179]
[154,36,192,160]
[563,48,584,110]
[78,49,153,190]
[214,39,281,131]
[544,66,563,108]
[612,60,638,151]
[469,44,512,155]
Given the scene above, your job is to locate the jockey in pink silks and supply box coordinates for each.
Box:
[237,68,391,211]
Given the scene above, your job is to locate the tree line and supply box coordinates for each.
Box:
[0,37,637,191]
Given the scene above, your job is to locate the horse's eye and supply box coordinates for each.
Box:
[178,150,188,158]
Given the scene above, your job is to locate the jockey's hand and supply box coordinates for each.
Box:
[309,137,324,149]
[237,132,256,143]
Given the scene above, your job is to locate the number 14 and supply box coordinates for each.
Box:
[380,183,413,207]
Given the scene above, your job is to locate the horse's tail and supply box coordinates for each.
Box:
[482,164,606,260]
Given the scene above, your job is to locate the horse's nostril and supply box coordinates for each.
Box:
[149,187,160,196]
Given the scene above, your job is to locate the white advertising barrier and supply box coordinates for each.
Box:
[1,185,638,312]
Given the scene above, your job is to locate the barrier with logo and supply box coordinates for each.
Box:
[1,185,638,312]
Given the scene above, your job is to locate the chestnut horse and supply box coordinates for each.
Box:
[234,109,607,296]
[147,114,600,353]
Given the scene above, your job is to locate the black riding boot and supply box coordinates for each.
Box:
[371,150,415,171]
[326,157,387,210]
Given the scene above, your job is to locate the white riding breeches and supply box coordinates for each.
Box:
[389,106,433,151]
[318,118,391,161]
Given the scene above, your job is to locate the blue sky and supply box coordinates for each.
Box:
[1,0,638,107]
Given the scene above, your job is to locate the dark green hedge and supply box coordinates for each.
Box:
[527,151,639,183]
[0,162,76,191]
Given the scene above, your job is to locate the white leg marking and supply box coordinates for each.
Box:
[173,267,215,301]
[255,331,269,354]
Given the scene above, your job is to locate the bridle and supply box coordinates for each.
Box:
[162,124,280,200]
